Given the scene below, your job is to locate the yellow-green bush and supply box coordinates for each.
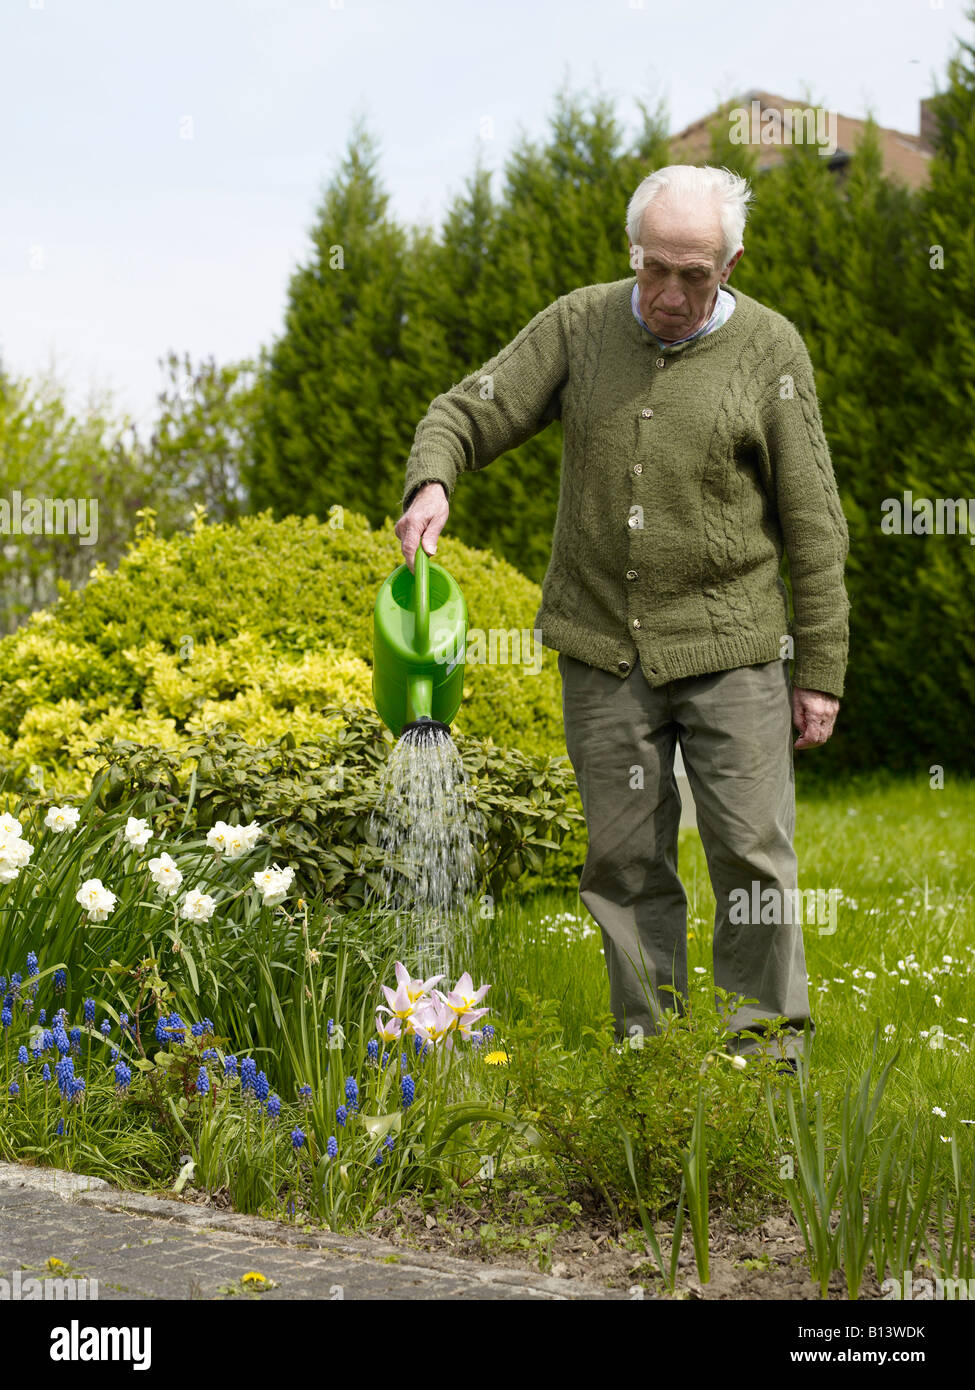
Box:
[0,509,566,794]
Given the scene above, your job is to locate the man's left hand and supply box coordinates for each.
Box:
[792,687,840,750]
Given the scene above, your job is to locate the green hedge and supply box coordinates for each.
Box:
[87,709,583,906]
[0,509,567,794]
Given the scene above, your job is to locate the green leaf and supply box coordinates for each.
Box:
[360,1111,402,1140]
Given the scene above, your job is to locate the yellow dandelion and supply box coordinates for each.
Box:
[46,1257,66,1272]
[241,1270,268,1286]
[483,1050,509,1067]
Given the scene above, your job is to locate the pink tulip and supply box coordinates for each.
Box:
[394,960,445,1002]
[375,1013,402,1042]
[437,971,491,1018]
[380,981,416,1019]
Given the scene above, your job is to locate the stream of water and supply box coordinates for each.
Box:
[367,725,485,978]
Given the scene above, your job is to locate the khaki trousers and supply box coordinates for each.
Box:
[558,652,814,1060]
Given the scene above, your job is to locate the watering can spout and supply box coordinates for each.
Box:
[372,544,468,739]
[406,673,433,723]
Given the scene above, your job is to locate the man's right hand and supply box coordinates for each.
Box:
[395,481,449,571]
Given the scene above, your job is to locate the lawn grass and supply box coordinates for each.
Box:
[481,772,975,1119]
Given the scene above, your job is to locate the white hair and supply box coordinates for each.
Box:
[626,164,753,269]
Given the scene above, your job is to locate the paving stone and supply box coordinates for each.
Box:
[0,1163,626,1301]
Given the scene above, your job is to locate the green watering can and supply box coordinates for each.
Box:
[372,545,468,740]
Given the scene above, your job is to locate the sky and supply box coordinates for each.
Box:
[1,0,971,438]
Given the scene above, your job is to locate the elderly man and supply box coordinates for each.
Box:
[395,164,849,1067]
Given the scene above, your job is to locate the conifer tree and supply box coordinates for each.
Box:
[248,120,410,526]
[891,15,975,769]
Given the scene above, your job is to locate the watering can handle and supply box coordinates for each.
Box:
[414,544,430,652]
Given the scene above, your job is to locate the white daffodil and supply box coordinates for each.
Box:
[76,877,117,922]
[252,863,294,907]
[205,821,231,854]
[180,890,217,923]
[0,828,34,883]
[222,825,256,860]
[44,805,81,834]
[148,851,183,897]
[124,816,152,849]
[240,820,263,850]
[208,819,263,860]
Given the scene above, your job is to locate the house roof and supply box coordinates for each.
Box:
[668,89,935,190]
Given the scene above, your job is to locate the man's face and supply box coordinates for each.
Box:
[628,196,742,343]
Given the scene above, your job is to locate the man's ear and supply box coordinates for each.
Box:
[720,246,744,282]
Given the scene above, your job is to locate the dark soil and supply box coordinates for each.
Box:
[363,1192,885,1300]
[174,1180,888,1298]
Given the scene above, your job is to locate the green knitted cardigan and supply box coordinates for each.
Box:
[402,276,850,698]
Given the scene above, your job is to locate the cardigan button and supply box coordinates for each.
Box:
[655,358,665,368]
[625,570,638,581]
[618,660,631,674]
[641,408,654,419]
[632,618,641,629]
[633,463,643,475]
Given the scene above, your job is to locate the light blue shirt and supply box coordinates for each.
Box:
[631,282,735,351]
